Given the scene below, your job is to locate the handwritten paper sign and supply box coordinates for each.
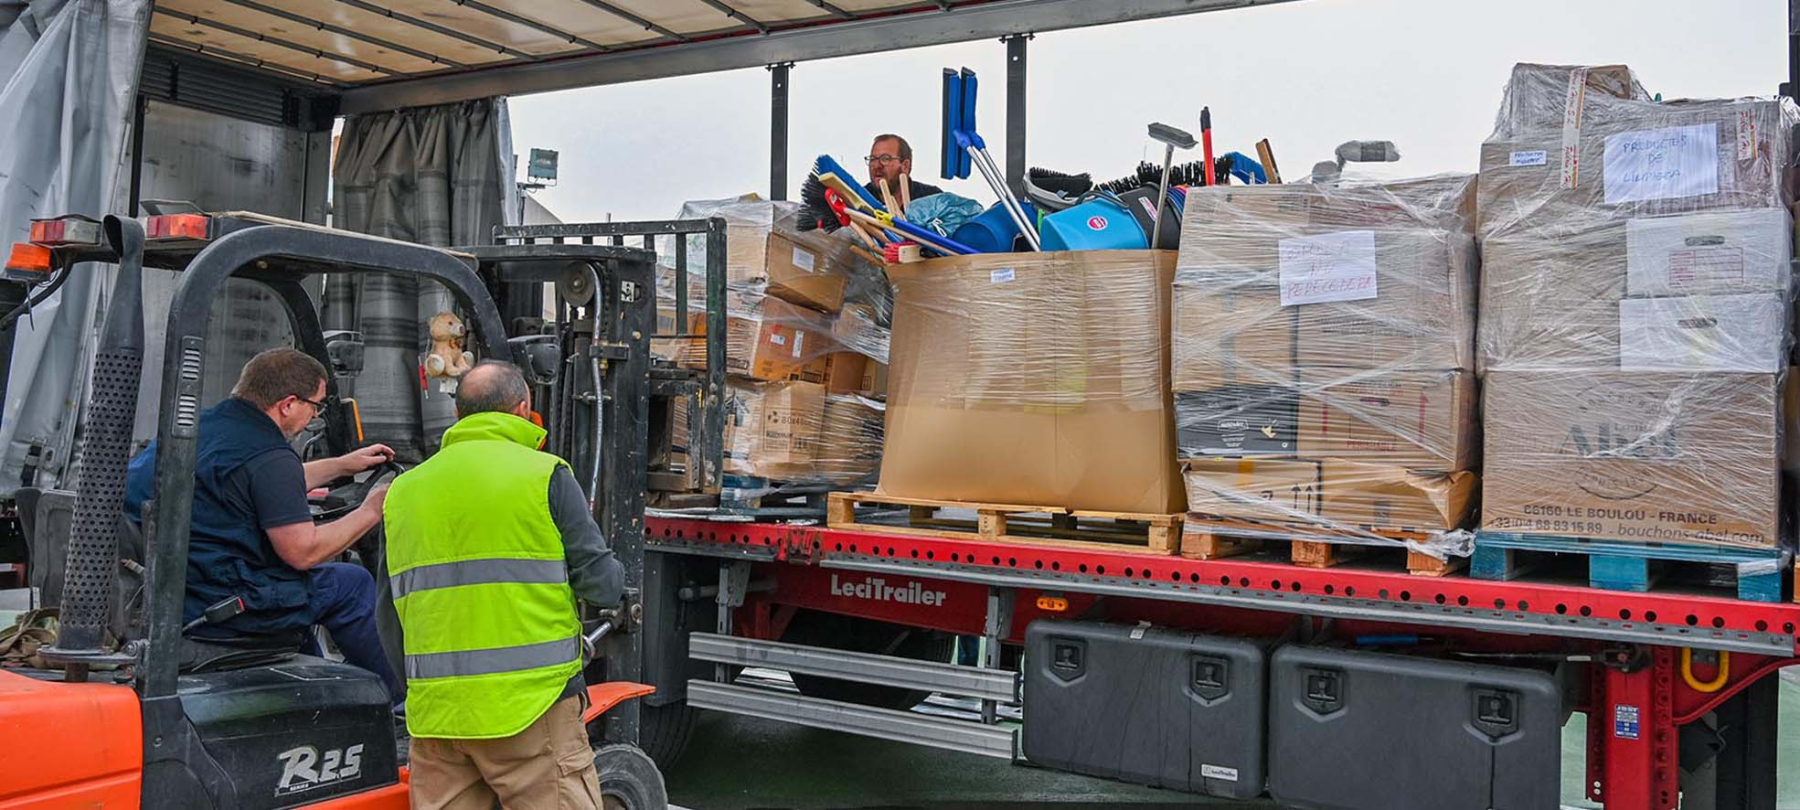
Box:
[1603,123,1719,204]
[1278,230,1378,306]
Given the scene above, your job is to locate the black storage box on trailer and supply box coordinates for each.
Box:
[1022,620,1269,800]
[1268,645,1563,810]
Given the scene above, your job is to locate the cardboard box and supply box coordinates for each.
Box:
[879,250,1184,513]
[860,360,888,398]
[1624,209,1791,296]
[819,351,868,394]
[831,301,890,363]
[681,293,833,382]
[1618,292,1787,374]
[1481,371,1782,548]
[721,380,826,480]
[1298,369,1478,472]
[1477,232,1627,372]
[817,394,884,484]
[1183,458,1324,524]
[1177,181,1479,373]
[652,304,682,362]
[1176,386,1299,457]
[1321,461,1475,530]
[1182,458,1475,530]
[765,232,848,314]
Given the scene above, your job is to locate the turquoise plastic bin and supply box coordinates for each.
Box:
[1038,195,1149,251]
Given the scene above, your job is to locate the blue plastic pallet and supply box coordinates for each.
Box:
[1470,531,1789,603]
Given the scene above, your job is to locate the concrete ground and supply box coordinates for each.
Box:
[665,672,1800,810]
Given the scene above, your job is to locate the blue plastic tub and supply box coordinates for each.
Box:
[951,199,1039,253]
[1038,194,1149,251]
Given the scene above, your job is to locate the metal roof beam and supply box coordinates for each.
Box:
[343,0,1299,113]
[154,7,401,76]
[696,0,769,35]
[147,32,341,86]
[573,0,691,43]
[448,0,614,54]
[220,0,470,70]
[334,0,536,61]
[801,0,855,20]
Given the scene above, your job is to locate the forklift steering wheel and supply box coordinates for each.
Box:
[312,460,407,521]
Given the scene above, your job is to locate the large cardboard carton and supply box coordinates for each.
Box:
[765,232,849,314]
[1298,369,1478,472]
[817,394,884,484]
[1481,371,1782,548]
[681,293,833,382]
[1183,458,1324,524]
[721,380,826,479]
[1176,385,1299,458]
[1177,179,1479,373]
[819,351,868,395]
[1182,458,1474,530]
[1321,461,1475,530]
[860,361,888,398]
[879,250,1184,513]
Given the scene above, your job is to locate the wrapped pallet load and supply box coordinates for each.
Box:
[656,197,894,495]
[1476,63,1797,549]
[1172,173,1480,553]
[877,251,1184,514]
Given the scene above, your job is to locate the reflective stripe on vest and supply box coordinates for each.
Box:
[405,636,580,680]
[390,557,569,600]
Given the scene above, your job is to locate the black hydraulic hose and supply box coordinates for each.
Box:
[0,267,71,330]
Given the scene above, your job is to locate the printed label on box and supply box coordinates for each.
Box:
[1509,150,1548,167]
[1200,764,1240,782]
[1604,123,1719,204]
[990,267,1015,284]
[793,331,805,358]
[792,247,816,272]
[770,333,786,346]
[1278,230,1378,306]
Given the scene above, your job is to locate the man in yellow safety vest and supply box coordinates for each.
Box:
[384,361,625,809]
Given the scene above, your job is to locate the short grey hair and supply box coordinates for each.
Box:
[456,361,530,417]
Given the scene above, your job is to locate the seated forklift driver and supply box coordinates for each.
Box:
[385,361,625,810]
[123,347,403,702]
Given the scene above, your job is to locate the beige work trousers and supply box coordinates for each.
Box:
[408,696,602,810]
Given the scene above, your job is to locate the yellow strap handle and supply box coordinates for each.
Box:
[1680,647,1730,693]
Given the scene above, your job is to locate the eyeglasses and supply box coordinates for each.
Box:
[295,395,329,416]
[865,155,901,165]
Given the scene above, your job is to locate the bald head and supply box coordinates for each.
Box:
[456,361,531,418]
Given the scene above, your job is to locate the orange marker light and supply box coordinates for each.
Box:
[28,217,101,246]
[5,243,50,273]
[145,214,210,241]
[1035,595,1070,612]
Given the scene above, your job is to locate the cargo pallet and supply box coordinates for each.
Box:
[1471,531,1789,603]
[825,491,1182,556]
[1180,513,1466,577]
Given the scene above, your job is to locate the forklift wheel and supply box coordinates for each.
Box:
[593,743,668,810]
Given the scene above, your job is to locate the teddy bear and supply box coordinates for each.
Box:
[424,311,475,379]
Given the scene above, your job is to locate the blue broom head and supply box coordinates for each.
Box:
[812,154,886,212]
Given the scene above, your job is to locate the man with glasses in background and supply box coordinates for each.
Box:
[124,347,403,704]
[865,133,944,205]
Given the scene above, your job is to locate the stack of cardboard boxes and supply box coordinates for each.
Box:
[1476,63,1798,549]
[1173,175,1481,533]
[659,198,891,484]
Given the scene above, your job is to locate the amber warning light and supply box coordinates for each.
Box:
[145,214,211,241]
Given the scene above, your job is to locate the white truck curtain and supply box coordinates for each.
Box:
[0,0,151,494]
[327,97,512,462]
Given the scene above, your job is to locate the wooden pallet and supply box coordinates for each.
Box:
[826,492,1182,556]
[1180,513,1467,577]
[1472,532,1787,603]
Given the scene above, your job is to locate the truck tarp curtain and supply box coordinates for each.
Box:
[0,0,151,494]
[326,98,512,462]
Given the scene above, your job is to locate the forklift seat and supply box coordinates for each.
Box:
[179,631,304,673]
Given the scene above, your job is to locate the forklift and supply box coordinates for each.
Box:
[0,210,665,809]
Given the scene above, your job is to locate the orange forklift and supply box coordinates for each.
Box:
[0,212,665,808]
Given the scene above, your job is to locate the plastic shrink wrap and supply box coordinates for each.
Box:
[1173,174,1480,556]
[1476,63,1797,549]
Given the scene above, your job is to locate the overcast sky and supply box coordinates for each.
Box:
[507,0,1787,224]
